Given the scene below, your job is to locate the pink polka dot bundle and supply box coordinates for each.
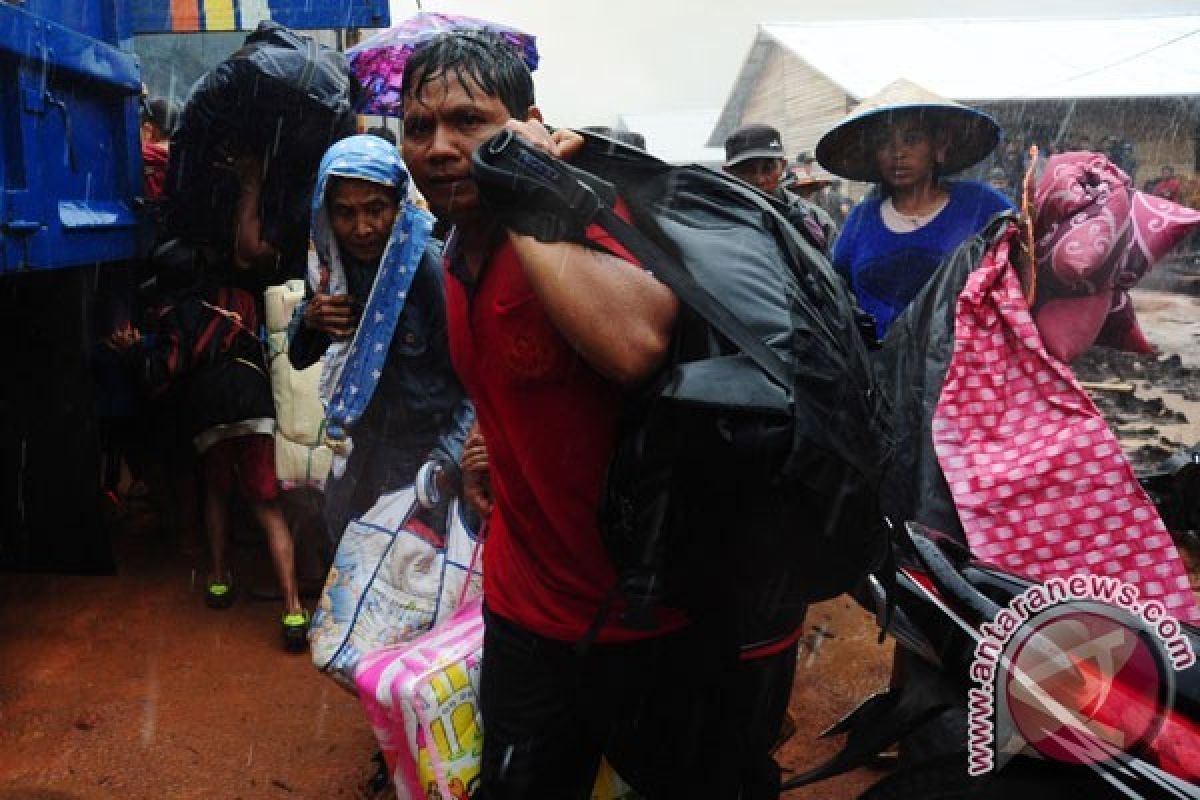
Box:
[931,156,1200,622]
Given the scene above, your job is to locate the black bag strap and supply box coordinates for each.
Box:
[471,130,793,392]
[589,202,793,391]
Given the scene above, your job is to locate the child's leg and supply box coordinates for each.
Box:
[201,441,235,584]
[205,481,231,581]
[252,500,301,615]
[236,434,301,616]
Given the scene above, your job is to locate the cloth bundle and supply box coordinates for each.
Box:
[165,22,357,276]
[932,222,1200,624]
[264,279,332,486]
[1031,153,1200,362]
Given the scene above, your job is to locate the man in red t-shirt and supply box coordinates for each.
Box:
[400,32,782,799]
[139,96,175,202]
[1151,165,1183,203]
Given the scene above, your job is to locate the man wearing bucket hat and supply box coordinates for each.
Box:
[724,123,836,252]
[819,79,1013,338]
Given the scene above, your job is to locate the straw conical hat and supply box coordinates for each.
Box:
[794,167,835,189]
[816,78,1000,183]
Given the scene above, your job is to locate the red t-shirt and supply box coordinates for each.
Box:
[141,141,169,201]
[445,222,685,643]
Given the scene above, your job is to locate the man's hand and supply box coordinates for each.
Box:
[460,427,492,519]
[107,324,142,352]
[303,293,358,339]
[232,153,264,188]
[504,119,585,162]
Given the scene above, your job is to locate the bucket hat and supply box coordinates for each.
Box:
[724,123,786,167]
[816,78,999,183]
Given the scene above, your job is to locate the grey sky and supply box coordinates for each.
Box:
[388,1,1199,126]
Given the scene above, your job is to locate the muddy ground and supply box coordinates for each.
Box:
[1,287,1195,800]
[1073,289,1200,569]
[0,503,892,799]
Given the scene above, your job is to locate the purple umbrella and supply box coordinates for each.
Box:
[348,12,539,117]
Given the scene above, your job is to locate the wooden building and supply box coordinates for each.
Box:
[709,17,1200,192]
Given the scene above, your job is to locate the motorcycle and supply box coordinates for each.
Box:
[783,522,1200,799]
[1139,444,1200,553]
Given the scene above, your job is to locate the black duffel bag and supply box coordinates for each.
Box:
[164,22,358,284]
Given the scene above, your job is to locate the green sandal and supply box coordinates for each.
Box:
[205,576,234,609]
[281,609,311,653]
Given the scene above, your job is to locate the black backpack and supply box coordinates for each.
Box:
[472,131,892,643]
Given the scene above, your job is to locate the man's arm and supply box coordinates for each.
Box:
[507,234,676,385]
[502,120,678,385]
[232,154,281,271]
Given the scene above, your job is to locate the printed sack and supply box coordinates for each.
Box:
[355,601,640,800]
[309,486,483,691]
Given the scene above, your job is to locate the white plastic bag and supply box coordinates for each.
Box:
[309,486,483,692]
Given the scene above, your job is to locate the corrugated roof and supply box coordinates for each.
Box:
[710,16,1200,146]
[762,16,1200,101]
[618,109,726,165]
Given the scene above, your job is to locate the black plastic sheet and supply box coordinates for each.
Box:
[164,22,358,283]
[873,212,1018,545]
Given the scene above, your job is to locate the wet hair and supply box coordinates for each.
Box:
[402,31,535,118]
[366,126,397,146]
[140,96,179,136]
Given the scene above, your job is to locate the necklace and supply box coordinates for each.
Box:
[881,194,950,233]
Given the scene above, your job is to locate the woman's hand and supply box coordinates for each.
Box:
[303,293,358,339]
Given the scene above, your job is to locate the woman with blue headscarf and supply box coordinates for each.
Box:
[288,134,473,541]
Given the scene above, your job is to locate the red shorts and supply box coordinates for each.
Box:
[202,434,278,503]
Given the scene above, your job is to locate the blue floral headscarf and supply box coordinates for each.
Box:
[308,134,435,458]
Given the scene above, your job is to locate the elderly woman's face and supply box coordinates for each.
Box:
[873,117,940,190]
[327,177,399,266]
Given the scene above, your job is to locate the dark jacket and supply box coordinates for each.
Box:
[289,242,473,535]
[137,285,274,438]
[776,186,838,254]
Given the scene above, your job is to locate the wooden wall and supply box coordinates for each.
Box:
[738,43,851,164]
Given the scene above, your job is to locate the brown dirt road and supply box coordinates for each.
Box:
[0,505,892,800]
[0,510,379,800]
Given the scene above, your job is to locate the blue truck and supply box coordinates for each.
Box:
[0,0,388,571]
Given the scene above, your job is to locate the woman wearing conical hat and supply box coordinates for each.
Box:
[818,79,1013,338]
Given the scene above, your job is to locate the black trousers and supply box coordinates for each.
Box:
[474,607,796,800]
